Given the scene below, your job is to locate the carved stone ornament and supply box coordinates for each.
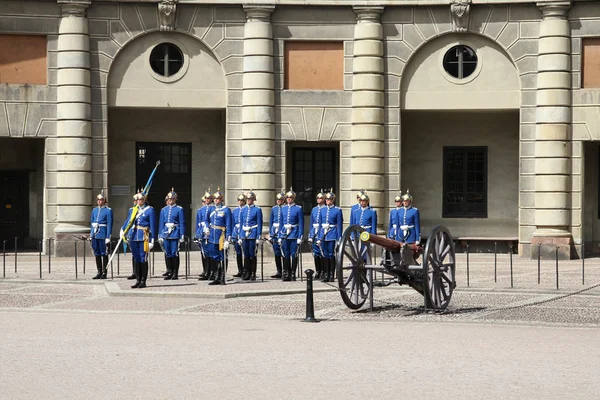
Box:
[450,0,472,33]
[159,0,178,31]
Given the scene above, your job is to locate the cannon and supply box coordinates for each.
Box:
[335,225,456,311]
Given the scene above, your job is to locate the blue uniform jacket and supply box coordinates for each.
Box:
[280,203,304,240]
[269,205,283,239]
[309,205,324,240]
[90,206,113,240]
[318,205,343,242]
[125,205,157,243]
[194,205,210,239]
[240,204,263,240]
[158,205,186,240]
[231,206,244,240]
[395,206,421,243]
[206,204,232,245]
[352,206,377,234]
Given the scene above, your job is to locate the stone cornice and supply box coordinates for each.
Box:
[536,1,571,19]
[57,0,91,16]
[353,6,384,22]
[243,4,275,22]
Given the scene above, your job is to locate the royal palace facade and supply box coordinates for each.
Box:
[2,0,600,258]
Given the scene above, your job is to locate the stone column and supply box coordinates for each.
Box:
[532,1,572,259]
[351,7,385,211]
[242,4,275,207]
[54,0,92,256]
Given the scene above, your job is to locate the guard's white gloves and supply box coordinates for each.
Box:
[158,238,164,244]
[316,240,321,246]
[180,236,185,243]
[278,238,282,245]
[148,242,154,250]
[415,241,420,246]
[119,229,124,238]
[238,239,243,246]
[223,241,229,250]
[307,237,313,244]
[203,228,210,235]
[297,238,302,245]
[105,238,110,245]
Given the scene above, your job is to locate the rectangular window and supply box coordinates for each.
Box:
[443,147,488,218]
[0,35,47,85]
[284,41,344,90]
[291,146,337,214]
[582,38,600,88]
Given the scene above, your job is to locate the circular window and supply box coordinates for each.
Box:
[149,43,184,78]
[443,45,478,79]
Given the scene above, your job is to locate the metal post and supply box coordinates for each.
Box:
[260,241,264,282]
[3,240,6,278]
[537,244,541,285]
[555,246,559,290]
[494,241,497,283]
[299,246,303,282]
[39,240,43,279]
[14,237,18,273]
[184,239,188,281]
[47,238,52,274]
[152,244,155,277]
[582,242,585,286]
[74,241,78,280]
[116,240,120,276]
[301,269,319,323]
[369,267,374,312]
[466,242,470,287]
[509,244,513,288]
[83,239,86,275]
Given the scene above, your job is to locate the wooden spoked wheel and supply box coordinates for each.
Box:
[423,225,456,310]
[336,225,371,310]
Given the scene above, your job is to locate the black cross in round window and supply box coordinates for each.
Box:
[149,43,184,77]
[443,45,477,79]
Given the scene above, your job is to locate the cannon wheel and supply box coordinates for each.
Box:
[423,225,456,310]
[336,225,371,310]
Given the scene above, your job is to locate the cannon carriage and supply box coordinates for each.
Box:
[335,224,457,311]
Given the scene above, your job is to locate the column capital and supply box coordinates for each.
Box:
[536,1,571,19]
[57,0,91,17]
[353,6,384,22]
[243,4,275,22]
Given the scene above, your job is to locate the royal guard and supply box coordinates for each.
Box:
[279,188,304,281]
[395,190,421,245]
[239,190,263,281]
[388,194,402,239]
[158,188,186,280]
[89,190,113,280]
[318,189,343,282]
[350,189,366,219]
[352,192,377,234]
[307,189,325,279]
[121,190,156,289]
[231,193,247,278]
[195,189,213,280]
[268,189,286,279]
[126,195,137,280]
[204,187,232,285]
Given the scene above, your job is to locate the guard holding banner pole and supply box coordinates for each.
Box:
[205,188,232,285]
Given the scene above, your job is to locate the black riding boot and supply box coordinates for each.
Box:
[137,262,148,288]
[208,260,223,285]
[314,257,322,279]
[93,256,102,279]
[234,253,243,277]
[271,256,282,278]
[164,257,173,280]
[282,257,291,282]
[101,255,108,279]
[171,257,180,280]
[328,258,335,282]
[250,257,257,281]
[242,257,251,280]
[131,262,142,288]
[321,258,330,282]
[128,257,136,280]
[291,257,298,281]
[199,255,209,280]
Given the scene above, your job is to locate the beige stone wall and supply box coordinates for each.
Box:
[401,111,520,238]
[107,108,225,238]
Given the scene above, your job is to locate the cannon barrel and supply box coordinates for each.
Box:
[359,231,403,253]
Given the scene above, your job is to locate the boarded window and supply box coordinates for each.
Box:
[0,35,47,85]
[284,41,344,90]
[583,38,600,88]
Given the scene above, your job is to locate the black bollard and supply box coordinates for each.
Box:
[302,269,319,323]
[466,243,470,287]
[537,243,541,284]
[14,237,18,273]
[509,244,513,288]
[74,241,78,280]
[555,246,559,290]
[582,242,585,286]
[494,241,497,283]
[39,240,43,279]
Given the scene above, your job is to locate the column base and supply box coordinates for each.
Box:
[54,223,90,257]
[530,232,574,260]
